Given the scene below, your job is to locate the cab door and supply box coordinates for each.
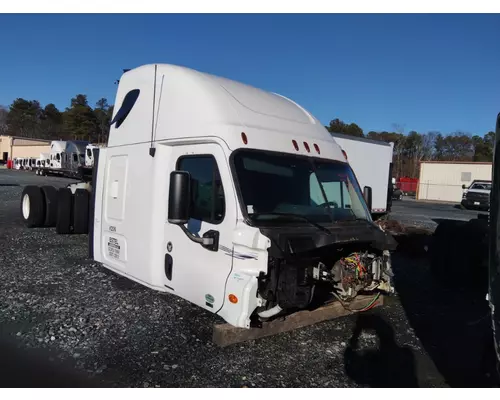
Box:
[163,143,237,313]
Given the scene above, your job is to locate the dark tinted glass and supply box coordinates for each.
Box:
[177,156,225,224]
[111,89,140,129]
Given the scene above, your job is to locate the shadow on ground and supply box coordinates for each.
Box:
[380,218,498,387]
[0,335,102,388]
[344,313,419,387]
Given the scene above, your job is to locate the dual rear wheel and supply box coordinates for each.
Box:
[20,185,89,234]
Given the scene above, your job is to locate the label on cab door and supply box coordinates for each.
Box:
[108,237,121,259]
[103,234,127,265]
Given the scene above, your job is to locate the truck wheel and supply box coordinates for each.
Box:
[56,188,73,234]
[20,186,46,228]
[73,189,89,234]
[40,186,58,227]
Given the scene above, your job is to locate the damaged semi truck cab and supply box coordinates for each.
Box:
[90,64,397,328]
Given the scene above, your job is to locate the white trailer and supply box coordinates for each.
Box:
[329,133,394,219]
[20,64,397,330]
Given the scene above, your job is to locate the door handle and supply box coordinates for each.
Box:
[165,253,173,280]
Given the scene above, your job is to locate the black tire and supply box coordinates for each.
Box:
[40,186,58,227]
[73,189,89,234]
[56,188,73,234]
[20,185,46,228]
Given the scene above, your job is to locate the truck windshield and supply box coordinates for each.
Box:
[232,150,371,224]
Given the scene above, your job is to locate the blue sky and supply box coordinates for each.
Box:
[0,14,499,135]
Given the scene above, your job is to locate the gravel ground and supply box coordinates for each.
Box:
[0,170,498,388]
[0,168,78,188]
[389,198,488,231]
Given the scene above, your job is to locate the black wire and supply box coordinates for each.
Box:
[150,64,157,151]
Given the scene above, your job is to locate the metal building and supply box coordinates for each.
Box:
[0,135,51,163]
[417,161,492,202]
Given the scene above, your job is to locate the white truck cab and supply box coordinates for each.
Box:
[87,64,397,329]
[85,144,98,167]
[20,64,397,329]
[42,140,88,177]
[49,141,67,169]
[14,158,23,170]
[41,152,50,167]
[27,157,37,170]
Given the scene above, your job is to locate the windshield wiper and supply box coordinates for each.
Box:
[250,212,332,234]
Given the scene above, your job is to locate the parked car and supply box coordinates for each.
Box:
[461,180,491,210]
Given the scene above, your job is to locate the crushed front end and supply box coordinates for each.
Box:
[253,223,397,323]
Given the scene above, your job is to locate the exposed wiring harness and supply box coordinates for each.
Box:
[332,291,381,313]
[341,253,367,279]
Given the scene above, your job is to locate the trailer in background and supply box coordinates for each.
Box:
[329,132,394,219]
[35,140,92,180]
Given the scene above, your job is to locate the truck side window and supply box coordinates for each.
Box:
[111,89,140,128]
[177,155,225,224]
[73,153,78,162]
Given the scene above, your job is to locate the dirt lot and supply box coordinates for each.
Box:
[0,169,497,388]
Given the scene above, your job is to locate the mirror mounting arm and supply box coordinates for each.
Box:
[174,224,219,252]
[178,224,210,245]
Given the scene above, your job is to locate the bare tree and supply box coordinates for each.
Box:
[0,105,8,135]
[391,123,406,177]
[422,131,438,161]
[391,123,406,135]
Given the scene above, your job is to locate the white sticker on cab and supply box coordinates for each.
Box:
[108,237,121,260]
